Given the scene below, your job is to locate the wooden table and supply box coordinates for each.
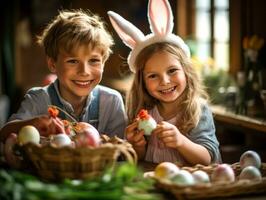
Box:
[211,105,266,134]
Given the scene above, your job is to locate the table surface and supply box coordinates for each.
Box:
[211,105,266,133]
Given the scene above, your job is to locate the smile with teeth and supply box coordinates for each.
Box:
[159,86,176,94]
[74,80,92,86]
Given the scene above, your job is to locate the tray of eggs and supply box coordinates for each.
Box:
[7,106,137,181]
[144,151,266,199]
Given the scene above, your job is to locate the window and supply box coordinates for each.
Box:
[195,0,229,70]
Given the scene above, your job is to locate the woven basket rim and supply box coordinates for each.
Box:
[18,136,137,181]
[154,162,266,199]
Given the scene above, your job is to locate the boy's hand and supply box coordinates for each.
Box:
[33,115,65,136]
[4,133,22,169]
[153,121,183,149]
[125,121,146,147]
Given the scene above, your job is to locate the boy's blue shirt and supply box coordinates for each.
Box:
[8,80,127,138]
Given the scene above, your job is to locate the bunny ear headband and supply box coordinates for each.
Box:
[108,0,191,73]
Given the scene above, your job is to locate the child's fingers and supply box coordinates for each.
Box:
[133,131,145,143]
[125,121,139,141]
[4,133,22,169]
[134,138,146,147]
[125,121,138,132]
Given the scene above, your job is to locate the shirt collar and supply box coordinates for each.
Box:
[52,79,91,118]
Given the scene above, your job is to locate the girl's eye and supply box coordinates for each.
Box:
[168,68,178,74]
[147,74,157,79]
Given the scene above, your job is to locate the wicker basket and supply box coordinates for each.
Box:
[155,163,266,199]
[20,135,137,181]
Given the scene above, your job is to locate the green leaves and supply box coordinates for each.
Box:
[0,163,161,200]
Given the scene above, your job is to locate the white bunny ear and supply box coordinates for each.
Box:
[148,0,173,35]
[108,11,145,49]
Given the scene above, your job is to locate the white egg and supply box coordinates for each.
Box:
[18,125,40,145]
[154,162,179,179]
[50,133,72,147]
[211,164,235,183]
[239,166,262,181]
[171,170,195,186]
[192,170,210,184]
[138,118,157,136]
[240,150,261,169]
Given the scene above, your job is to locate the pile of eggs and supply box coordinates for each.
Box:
[17,124,101,148]
[153,150,263,186]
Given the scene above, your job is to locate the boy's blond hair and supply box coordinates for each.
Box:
[126,42,209,134]
[37,9,114,62]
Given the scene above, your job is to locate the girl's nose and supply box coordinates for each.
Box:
[161,74,170,84]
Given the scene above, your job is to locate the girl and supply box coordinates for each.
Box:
[108,0,221,165]
[126,42,221,165]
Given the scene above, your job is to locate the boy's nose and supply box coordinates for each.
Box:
[79,63,91,75]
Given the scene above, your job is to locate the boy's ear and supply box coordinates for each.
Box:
[47,57,56,73]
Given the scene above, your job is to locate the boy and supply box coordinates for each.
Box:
[0,9,127,166]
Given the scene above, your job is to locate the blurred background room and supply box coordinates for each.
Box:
[1,0,266,163]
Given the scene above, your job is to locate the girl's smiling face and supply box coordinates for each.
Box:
[48,45,104,103]
[143,51,187,103]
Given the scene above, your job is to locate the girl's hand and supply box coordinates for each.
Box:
[125,121,146,147]
[153,121,183,149]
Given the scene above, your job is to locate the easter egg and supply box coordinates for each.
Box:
[74,122,101,147]
[192,170,210,184]
[154,162,179,179]
[211,164,235,183]
[239,166,262,181]
[50,133,72,147]
[240,150,261,169]
[171,170,195,186]
[18,125,40,145]
[137,109,157,135]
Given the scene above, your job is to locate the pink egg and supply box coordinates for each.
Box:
[211,164,235,183]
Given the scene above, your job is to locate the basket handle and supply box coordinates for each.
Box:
[116,143,138,164]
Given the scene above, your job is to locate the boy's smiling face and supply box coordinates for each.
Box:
[48,45,104,104]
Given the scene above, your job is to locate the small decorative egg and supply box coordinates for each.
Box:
[50,133,72,147]
[211,164,235,183]
[137,109,157,136]
[171,170,195,186]
[18,125,40,145]
[239,166,262,181]
[154,162,179,179]
[240,150,261,169]
[192,170,210,184]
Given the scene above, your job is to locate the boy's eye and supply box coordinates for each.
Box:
[67,59,78,64]
[89,58,102,66]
